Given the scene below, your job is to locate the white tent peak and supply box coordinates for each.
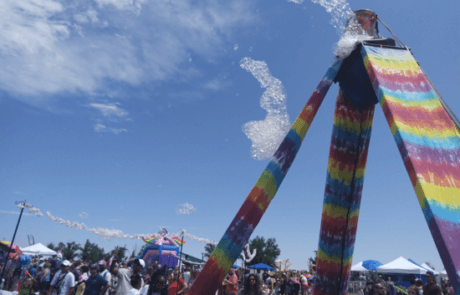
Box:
[351,261,369,272]
[377,256,427,274]
[20,243,57,256]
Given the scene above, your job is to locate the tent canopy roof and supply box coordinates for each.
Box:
[247,263,275,270]
[377,257,427,274]
[20,243,57,256]
[351,261,369,272]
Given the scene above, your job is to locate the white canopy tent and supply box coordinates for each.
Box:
[377,257,427,274]
[440,270,448,278]
[20,243,57,256]
[420,263,440,275]
[351,261,370,272]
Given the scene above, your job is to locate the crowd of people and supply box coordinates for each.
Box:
[0,255,455,295]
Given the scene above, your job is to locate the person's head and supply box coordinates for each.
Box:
[229,268,234,275]
[373,283,385,295]
[359,287,363,291]
[244,269,250,275]
[410,279,416,286]
[185,267,191,273]
[246,274,259,291]
[425,272,435,284]
[37,266,43,272]
[81,265,89,274]
[44,261,51,268]
[388,277,392,282]
[98,260,107,271]
[257,269,261,274]
[151,275,167,293]
[408,286,419,295]
[146,266,154,276]
[415,279,424,288]
[364,288,370,295]
[90,264,99,276]
[133,259,145,274]
[60,261,71,273]
[131,274,142,290]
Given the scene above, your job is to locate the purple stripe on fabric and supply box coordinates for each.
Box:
[225,216,254,249]
[405,142,460,166]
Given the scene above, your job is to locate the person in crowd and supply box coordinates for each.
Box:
[415,279,424,295]
[235,268,243,294]
[243,274,262,295]
[423,272,442,295]
[409,286,420,295]
[187,268,198,290]
[39,261,52,295]
[49,260,75,295]
[71,261,82,280]
[373,283,386,295]
[167,271,187,295]
[126,274,143,295]
[110,255,145,295]
[143,266,154,286]
[224,268,239,295]
[143,274,168,295]
[183,267,191,286]
[98,260,111,295]
[280,274,294,295]
[358,287,365,295]
[83,264,110,295]
[75,275,88,295]
[166,269,174,286]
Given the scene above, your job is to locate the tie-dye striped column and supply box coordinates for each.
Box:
[313,90,375,295]
[188,58,343,295]
[362,45,460,295]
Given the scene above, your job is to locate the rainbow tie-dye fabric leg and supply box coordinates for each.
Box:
[362,45,460,295]
[188,58,343,295]
[314,90,375,295]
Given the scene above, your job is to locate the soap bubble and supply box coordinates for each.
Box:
[175,203,197,215]
[78,212,89,219]
[240,57,290,160]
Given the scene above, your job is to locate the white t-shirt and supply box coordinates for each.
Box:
[140,285,163,295]
[115,268,143,295]
[183,272,190,285]
[126,288,141,295]
[50,270,75,295]
[100,270,112,295]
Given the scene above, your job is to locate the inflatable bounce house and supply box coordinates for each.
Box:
[136,233,185,270]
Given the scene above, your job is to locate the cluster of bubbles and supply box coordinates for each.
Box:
[240,57,291,161]
[78,212,89,219]
[175,203,197,215]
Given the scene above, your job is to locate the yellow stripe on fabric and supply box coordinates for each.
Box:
[317,248,353,265]
[328,159,366,185]
[292,117,311,139]
[212,247,233,271]
[323,203,349,219]
[394,120,459,140]
[334,116,374,135]
[366,55,421,72]
[382,93,442,110]
[255,170,277,199]
[415,181,460,208]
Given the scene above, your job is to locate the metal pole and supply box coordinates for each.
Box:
[0,201,26,284]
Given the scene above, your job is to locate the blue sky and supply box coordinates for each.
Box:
[1,0,459,271]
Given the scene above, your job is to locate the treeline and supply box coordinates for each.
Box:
[47,240,142,262]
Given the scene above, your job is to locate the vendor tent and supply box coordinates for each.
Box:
[377,257,427,274]
[247,263,275,270]
[20,243,57,256]
[351,261,369,272]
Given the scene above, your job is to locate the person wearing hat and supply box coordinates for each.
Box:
[49,260,76,295]
[98,261,111,295]
[110,254,145,295]
[83,264,110,295]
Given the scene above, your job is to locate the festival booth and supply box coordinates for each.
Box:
[137,234,183,270]
[377,257,427,288]
[351,261,370,272]
[247,263,275,270]
[20,243,57,257]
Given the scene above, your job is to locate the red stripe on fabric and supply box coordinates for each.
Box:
[410,160,460,187]
[316,258,342,278]
[299,91,322,124]
[321,212,348,234]
[385,103,454,131]
[373,69,425,84]
[235,190,264,227]
[189,256,225,295]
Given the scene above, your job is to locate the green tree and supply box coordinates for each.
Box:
[247,236,280,267]
[47,243,56,250]
[80,240,105,262]
[203,243,215,259]
[54,241,81,260]
[106,245,128,262]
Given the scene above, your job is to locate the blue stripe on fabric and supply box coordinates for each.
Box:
[427,201,460,225]
[318,241,356,260]
[326,58,343,80]
[285,129,303,152]
[396,130,460,150]
[265,161,284,189]
[221,233,244,260]
[380,88,438,102]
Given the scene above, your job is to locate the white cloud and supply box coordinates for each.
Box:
[94,123,127,134]
[203,79,232,91]
[89,103,128,119]
[0,0,254,100]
